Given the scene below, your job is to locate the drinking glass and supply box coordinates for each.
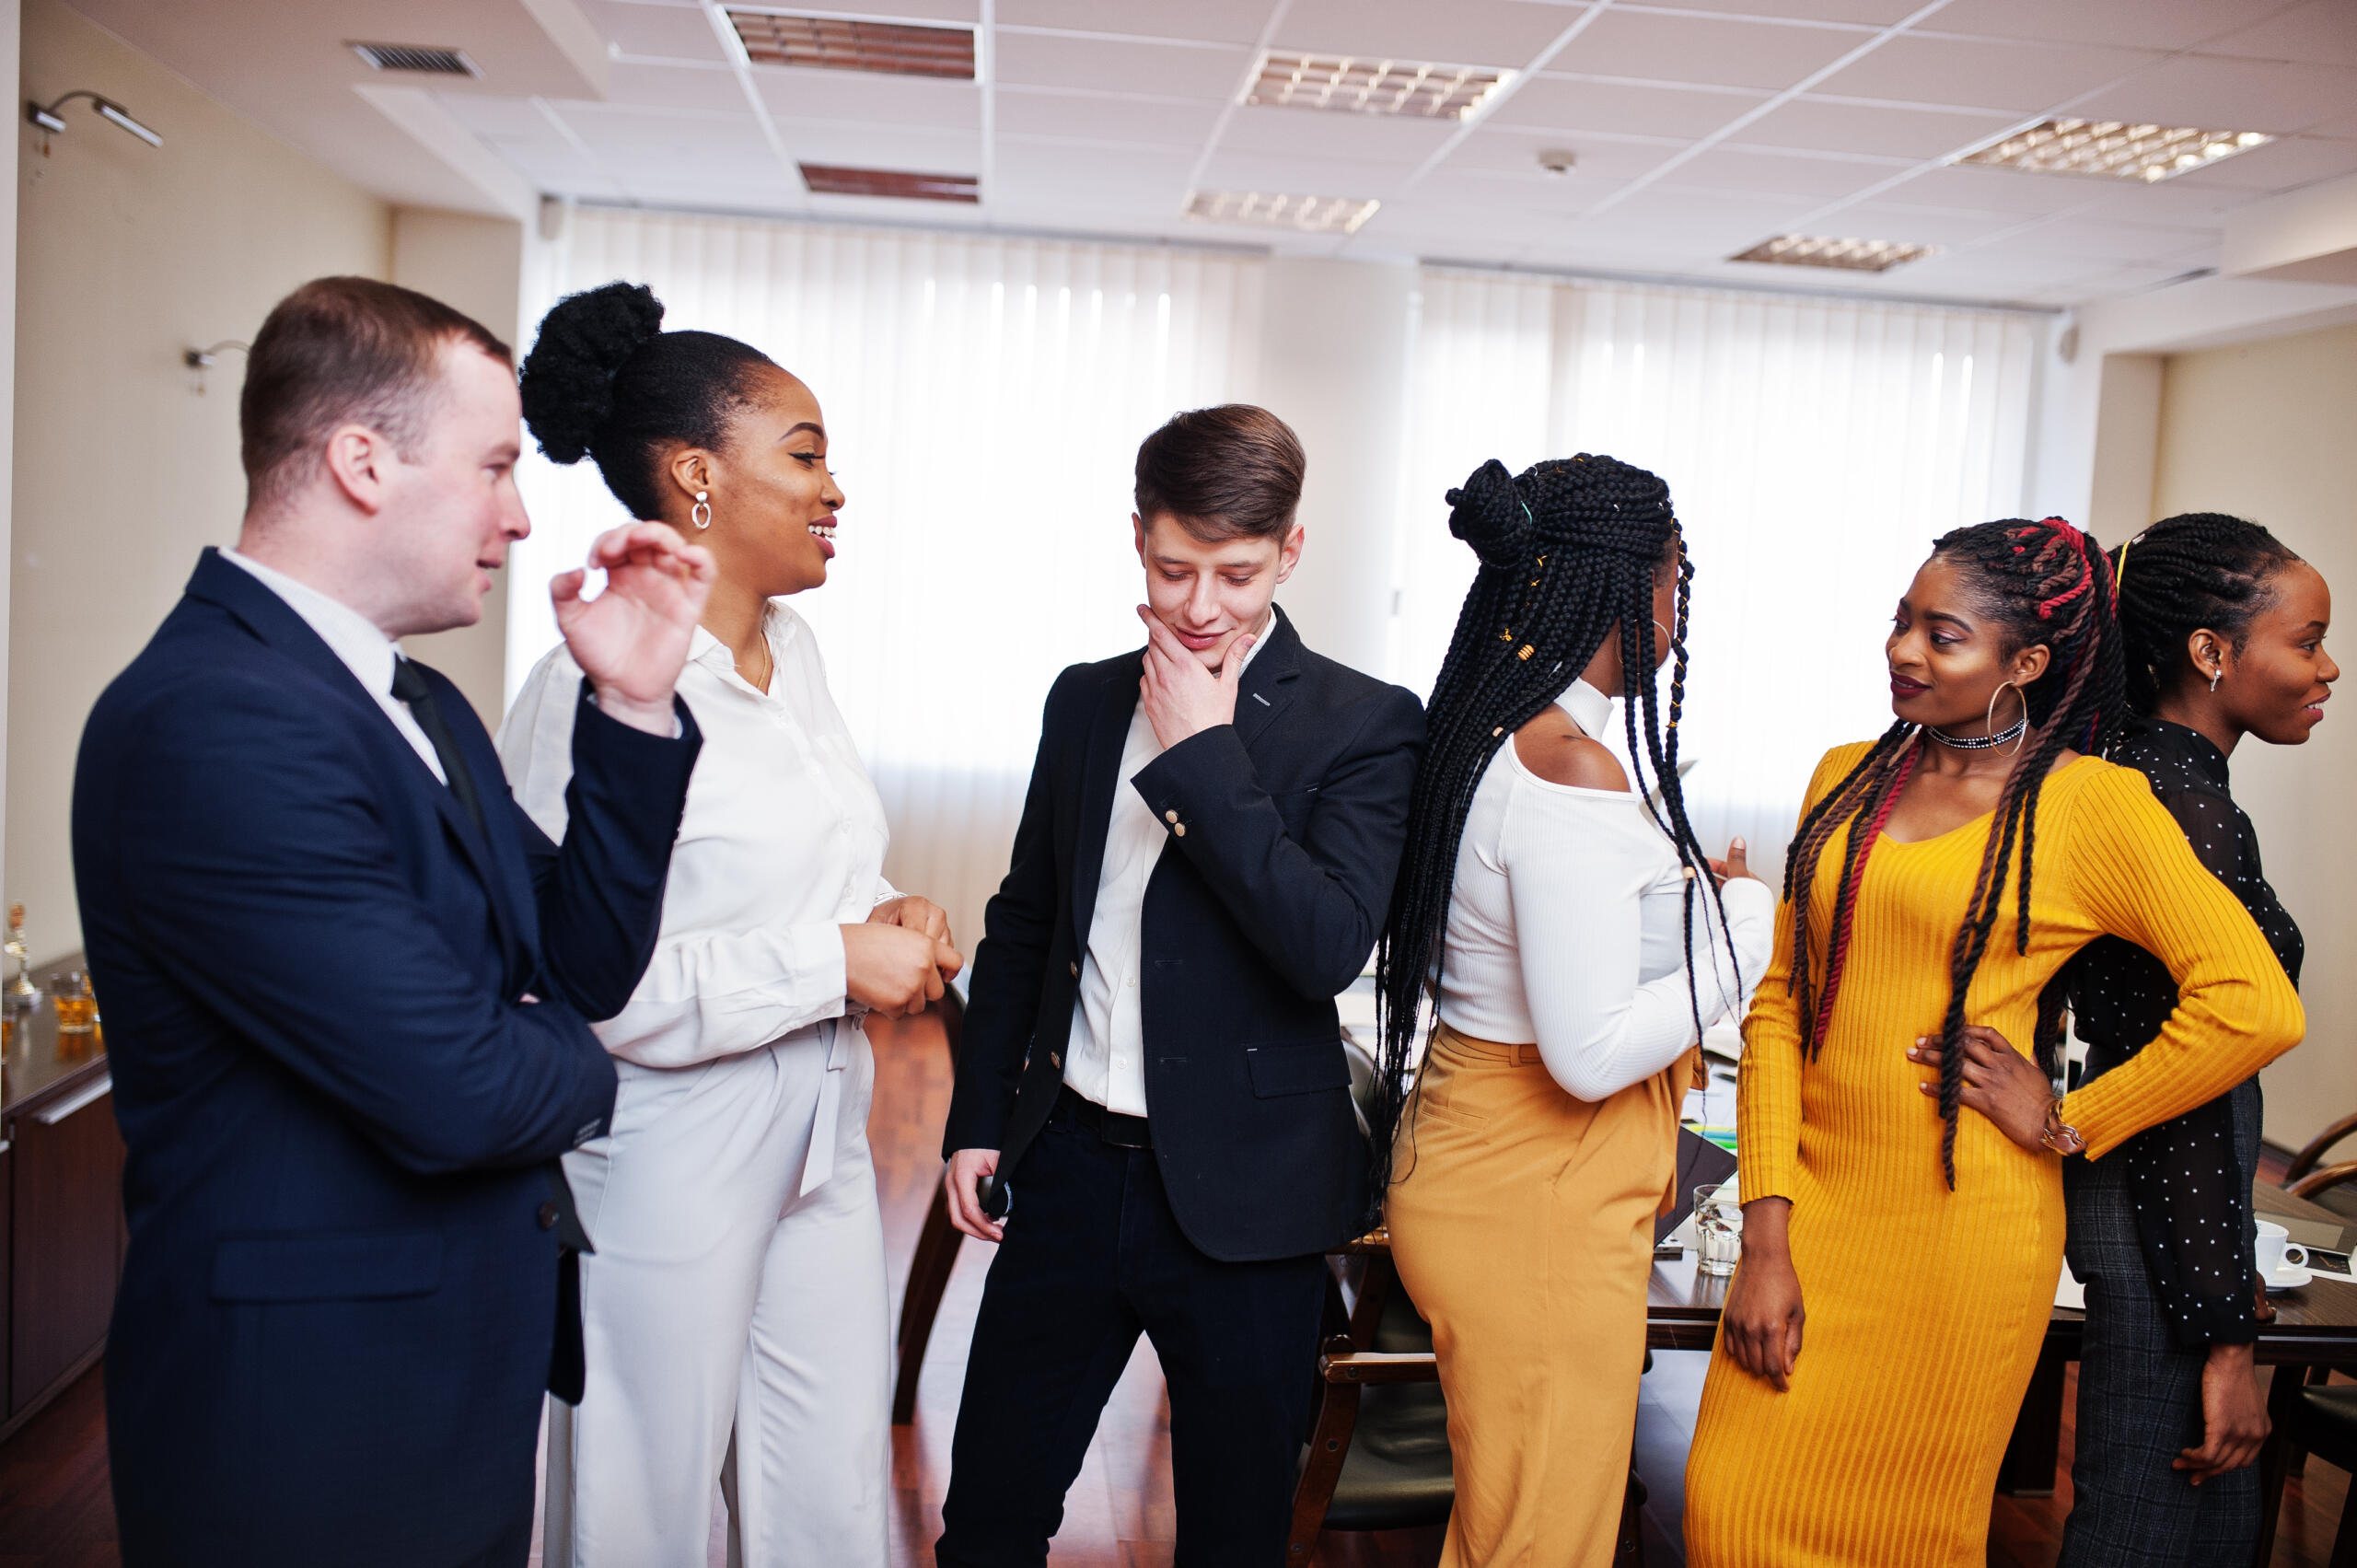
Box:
[52,970,98,1035]
[1695,1184,1743,1277]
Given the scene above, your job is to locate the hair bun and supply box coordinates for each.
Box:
[518,282,667,464]
[1445,458,1532,570]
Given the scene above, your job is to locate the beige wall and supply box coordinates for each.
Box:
[2151,321,2357,1151]
[8,0,389,959]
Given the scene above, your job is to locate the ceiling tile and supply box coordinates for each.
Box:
[434,93,558,139]
[774,122,983,171]
[1271,0,1589,67]
[2200,0,2357,67]
[1551,10,1867,90]
[2161,134,2357,192]
[1585,187,1820,250]
[1660,145,1910,199]
[756,70,982,131]
[1739,98,2015,159]
[1494,76,1769,138]
[1617,0,1927,24]
[1196,150,1402,196]
[992,31,1251,99]
[2010,215,2218,261]
[1922,0,2254,52]
[1821,203,2035,245]
[2069,55,2357,135]
[1856,162,2109,216]
[554,102,758,151]
[1440,128,1691,181]
[589,1,729,63]
[605,61,742,112]
[2064,178,2264,225]
[1216,104,1459,163]
[995,0,1271,44]
[1813,35,2162,112]
[992,87,1224,147]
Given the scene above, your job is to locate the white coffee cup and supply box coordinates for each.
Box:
[2257,1220,2309,1277]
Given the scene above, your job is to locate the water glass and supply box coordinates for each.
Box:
[1695,1184,1743,1277]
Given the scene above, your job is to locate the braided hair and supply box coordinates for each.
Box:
[1781,517,2127,1187]
[518,281,779,519]
[2112,512,2300,715]
[1370,456,1729,1209]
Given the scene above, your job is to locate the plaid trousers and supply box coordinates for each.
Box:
[2057,1080,2262,1568]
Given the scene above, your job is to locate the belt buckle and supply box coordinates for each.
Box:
[1101,1114,1150,1150]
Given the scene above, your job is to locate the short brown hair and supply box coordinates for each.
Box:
[1133,404,1306,543]
[240,276,512,512]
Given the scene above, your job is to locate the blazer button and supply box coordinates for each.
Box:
[1173,823,1187,837]
[537,1202,560,1231]
[1051,1053,1062,1069]
[1070,960,1080,978]
[1164,808,1178,824]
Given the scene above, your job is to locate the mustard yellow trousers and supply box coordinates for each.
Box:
[1387,1025,1689,1568]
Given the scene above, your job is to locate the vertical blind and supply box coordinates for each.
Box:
[507,210,1265,945]
[1394,268,2039,876]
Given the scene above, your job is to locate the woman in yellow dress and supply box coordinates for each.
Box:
[1683,517,2305,1567]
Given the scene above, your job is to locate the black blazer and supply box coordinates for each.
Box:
[72,550,700,1567]
[945,607,1423,1261]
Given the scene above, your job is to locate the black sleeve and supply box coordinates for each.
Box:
[943,672,1074,1156]
[1131,684,1425,1001]
[2123,778,2261,1348]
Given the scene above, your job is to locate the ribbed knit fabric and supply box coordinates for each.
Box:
[1683,742,2304,1567]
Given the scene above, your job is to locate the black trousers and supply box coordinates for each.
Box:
[936,1097,1329,1568]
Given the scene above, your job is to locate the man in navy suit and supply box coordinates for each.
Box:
[73,277,714,1567]
[935,406,1424,1566]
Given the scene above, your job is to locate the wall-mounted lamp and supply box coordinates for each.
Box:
[27,89,162,147]
[184,340,250,395]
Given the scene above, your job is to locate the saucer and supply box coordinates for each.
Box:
[2265,1264,2315,1293]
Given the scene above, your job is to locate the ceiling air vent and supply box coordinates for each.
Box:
[349,42,481,77]
[726,11,974,78]
[799,164,979,203]
[1730,234,1934,273]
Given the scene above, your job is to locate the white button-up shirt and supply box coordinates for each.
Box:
[498,600,896,1072]
[220,548,444,781]
[1064,617,1271,1116]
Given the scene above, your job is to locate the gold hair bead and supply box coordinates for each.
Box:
[1518,645,1535,660]
[1500,629,1514,641]
[1492,726,1504,738]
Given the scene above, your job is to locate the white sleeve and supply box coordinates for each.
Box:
[495,645,852,1070]
[1504,792,1778,1102]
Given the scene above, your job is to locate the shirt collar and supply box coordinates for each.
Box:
[220,548,401,698]
[1557,676,1613,738]
[2140,717,2232,787]
[691,599,799,679]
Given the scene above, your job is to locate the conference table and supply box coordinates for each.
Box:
[1643,1174,2357,1530]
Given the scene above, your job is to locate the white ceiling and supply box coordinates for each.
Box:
[64,0,2357,308]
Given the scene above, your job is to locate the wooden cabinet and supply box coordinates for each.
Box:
[6,1073,122,1419]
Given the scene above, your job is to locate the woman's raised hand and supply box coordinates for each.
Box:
[1907,1025,2056,1153]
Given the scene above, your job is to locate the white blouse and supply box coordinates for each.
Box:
[497,601,895,1072]
[1435,679,1776,1101]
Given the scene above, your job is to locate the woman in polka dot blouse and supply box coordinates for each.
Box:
[2060,512,2336,1566]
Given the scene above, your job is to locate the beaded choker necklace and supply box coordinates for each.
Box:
[1927,717,2027,751]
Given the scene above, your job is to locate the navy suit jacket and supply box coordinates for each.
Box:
[72,550,701,1567]
[944,606,1423,1260]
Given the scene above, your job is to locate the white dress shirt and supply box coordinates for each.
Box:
[1435,678,1777,1101]
[498,600,897,1073]
[220,548,443,781]
[1064,618,1271,1116]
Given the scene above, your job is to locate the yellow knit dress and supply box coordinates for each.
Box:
[1683,743,2304,1567]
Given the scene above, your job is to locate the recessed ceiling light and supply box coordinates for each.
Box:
[726,10,973,79]
[1184,189,1381,235]
[799,164,978,203]
[349,42,480,77]
[1961,118,2272,183]
[1731,234,1935,273]
[1246,52,1511,121]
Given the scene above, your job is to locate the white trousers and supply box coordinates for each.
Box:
[542,1022,890,1568]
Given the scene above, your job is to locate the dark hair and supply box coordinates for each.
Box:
[1369,455,1725,1212]
[518,281,778,519]
[240,275,511,512]
[1782,517,2126,1186]
[1133,404,1306,543]
[2112,512,2301,715]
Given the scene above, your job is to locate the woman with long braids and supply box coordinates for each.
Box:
[1375,456,1772,1567]
[2058,514,2333,1566]
[1683,517,2305,1567]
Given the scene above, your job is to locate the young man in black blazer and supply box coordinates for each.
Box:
[936,405,1425,1566]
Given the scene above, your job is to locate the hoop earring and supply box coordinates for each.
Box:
[1988,679,2028,756]
[691,491,712,531]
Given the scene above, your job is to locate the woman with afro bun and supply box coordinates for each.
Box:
[497,283,961,1567]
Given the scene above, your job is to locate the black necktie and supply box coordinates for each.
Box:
[390,657,485,838]
[390,656,594,1263]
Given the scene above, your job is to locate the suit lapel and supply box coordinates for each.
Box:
[1231,605,1304,752]
[1069,656,1142,947]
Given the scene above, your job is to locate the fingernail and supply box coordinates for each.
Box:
[1733,838,1746,850]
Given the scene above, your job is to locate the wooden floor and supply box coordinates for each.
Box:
[0,1009,2347,1565]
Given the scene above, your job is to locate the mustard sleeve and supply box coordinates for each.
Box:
[2057,764,2305,1159]
[1738,742,1874,1206]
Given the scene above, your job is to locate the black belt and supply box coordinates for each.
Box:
[1058,1085,1152,1149]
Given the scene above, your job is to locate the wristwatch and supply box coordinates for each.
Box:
[2040,1098,2086,1156]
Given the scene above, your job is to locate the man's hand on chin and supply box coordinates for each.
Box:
[1137,607,1256,750]
[552,522,717,735]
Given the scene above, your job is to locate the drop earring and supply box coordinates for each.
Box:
[691,491,712,531]
[2210,667,2223,692]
